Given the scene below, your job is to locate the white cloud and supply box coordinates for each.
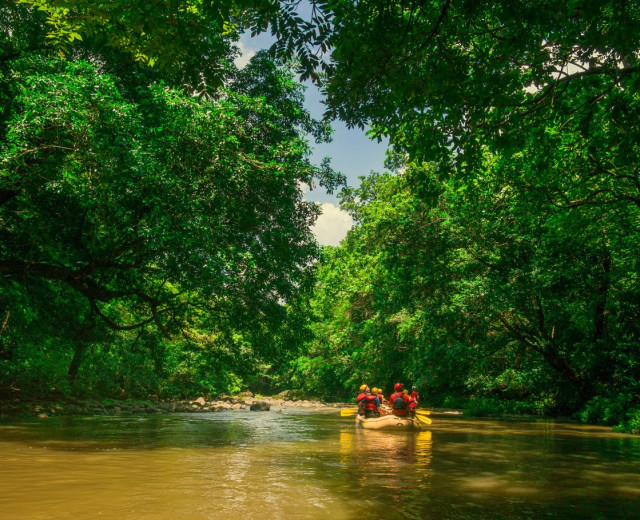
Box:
[234,40,255,69]
[298,181,310,195]
[312,203,353,246]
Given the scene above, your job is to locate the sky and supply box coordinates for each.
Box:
[236,37,390,246]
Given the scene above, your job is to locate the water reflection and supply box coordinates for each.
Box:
[1,410,639,519]
[340,428,433,484]
[337,427,434,518]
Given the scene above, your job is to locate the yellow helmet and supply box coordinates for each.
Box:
[359,384,368,392]
[371,387,378,394]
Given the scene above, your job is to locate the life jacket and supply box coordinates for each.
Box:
[411,390,419,401]
[408,398,417,411]
[356,392,366,415]
[390,392,409,416]
[377,393,385,405]
[391,392,407,409]
[364,393,378,411]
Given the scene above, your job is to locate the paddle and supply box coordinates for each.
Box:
[414,414,432,426]
[342,408,431,418]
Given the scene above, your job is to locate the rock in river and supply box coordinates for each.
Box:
[249,401,271,412]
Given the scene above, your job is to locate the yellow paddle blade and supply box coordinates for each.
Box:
[340,408,359,416]
[415,414,432,425]
[415,409,431,416]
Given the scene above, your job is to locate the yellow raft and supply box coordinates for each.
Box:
[355,414,421,430]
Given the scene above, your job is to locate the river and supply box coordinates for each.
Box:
[1,408,639,519]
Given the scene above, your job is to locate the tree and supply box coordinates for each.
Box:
[296,0,640,412]
[14,0,334,88]
[322,1,639,173]
[0,5,343,391]
[301,163,640,409]
[23,0,640,196]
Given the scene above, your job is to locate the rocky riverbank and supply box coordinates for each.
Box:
[0,392,342,420]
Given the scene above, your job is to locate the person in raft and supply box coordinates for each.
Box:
[370,387,387,415]
[411,385,420,404]
[356,384,368,416]
[356,384,380,418]
[375,387,387,407]
[389,382,411,417]
[404,389,417,418]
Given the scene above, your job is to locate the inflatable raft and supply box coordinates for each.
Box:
[355,414,421,430]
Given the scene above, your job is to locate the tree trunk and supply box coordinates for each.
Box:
[539,346,594,402]
[68,312,96,385]
[593,245,611,345]
[67,343,87,385]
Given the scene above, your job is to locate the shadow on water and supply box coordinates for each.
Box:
[1,409,639,519]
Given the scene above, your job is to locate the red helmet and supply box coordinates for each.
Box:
[394,382,403,391]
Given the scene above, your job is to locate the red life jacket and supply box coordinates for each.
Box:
[389,392,409,416]
[411,390,419,401]
[364,393,378,411]
[356,392,366,415]
[408,398,417,411]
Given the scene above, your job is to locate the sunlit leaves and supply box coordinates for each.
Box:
[0,48,342,339]
[15,0,335,89]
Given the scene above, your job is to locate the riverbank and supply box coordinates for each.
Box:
[0,392,342,419]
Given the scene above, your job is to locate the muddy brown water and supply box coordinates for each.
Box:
[1,409,638,519]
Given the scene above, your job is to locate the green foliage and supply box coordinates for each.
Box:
[463,399,530,418]
[298,164,640,414]
[322,1,640,187]
[17,0,235,88]
[4,1,640,425]
[459,394,559,417]
[577,394,632,425]
[613,409,640,435]
[577,394,640,434]
[16,0,334,87]
[290,2,640,421]
[0,8,342,399]
[2,52,325,325]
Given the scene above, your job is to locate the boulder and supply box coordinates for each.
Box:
[194,397,206,406]
[249,401,271,412]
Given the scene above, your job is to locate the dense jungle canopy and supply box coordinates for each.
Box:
[1,1,639,432]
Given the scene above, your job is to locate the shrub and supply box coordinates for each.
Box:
[576,394,640,433]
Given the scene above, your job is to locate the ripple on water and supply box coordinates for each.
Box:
[1,410,640,519]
